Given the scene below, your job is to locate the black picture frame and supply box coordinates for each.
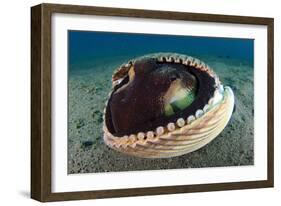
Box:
[31,3,274,202]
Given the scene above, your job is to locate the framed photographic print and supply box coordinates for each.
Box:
[31,3,274,202]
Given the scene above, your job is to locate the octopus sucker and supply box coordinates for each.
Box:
[103,53,235,158]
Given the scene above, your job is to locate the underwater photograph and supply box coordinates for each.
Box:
[67,30,254,174]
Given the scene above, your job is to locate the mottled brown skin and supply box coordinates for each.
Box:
[108,58,197,135]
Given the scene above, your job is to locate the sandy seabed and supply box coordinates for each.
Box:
[68,54,254,174]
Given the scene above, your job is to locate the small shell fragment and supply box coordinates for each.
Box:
[187,115,195,124]
[177,118,185,127]
[195,109,204,118]
[147,131,154,139]
[167,123,176,131]
[156,126,165,135]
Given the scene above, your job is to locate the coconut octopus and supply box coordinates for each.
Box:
[103,53,235,158]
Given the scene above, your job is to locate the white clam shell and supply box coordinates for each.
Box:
[104,53,234,158]
[103,87,235,158]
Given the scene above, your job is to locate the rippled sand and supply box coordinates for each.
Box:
[68,54,254,174]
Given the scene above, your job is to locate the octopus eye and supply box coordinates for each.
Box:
[164,71,197,116]
[169,73,180,81]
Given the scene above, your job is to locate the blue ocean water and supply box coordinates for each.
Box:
[68,30,254,71]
